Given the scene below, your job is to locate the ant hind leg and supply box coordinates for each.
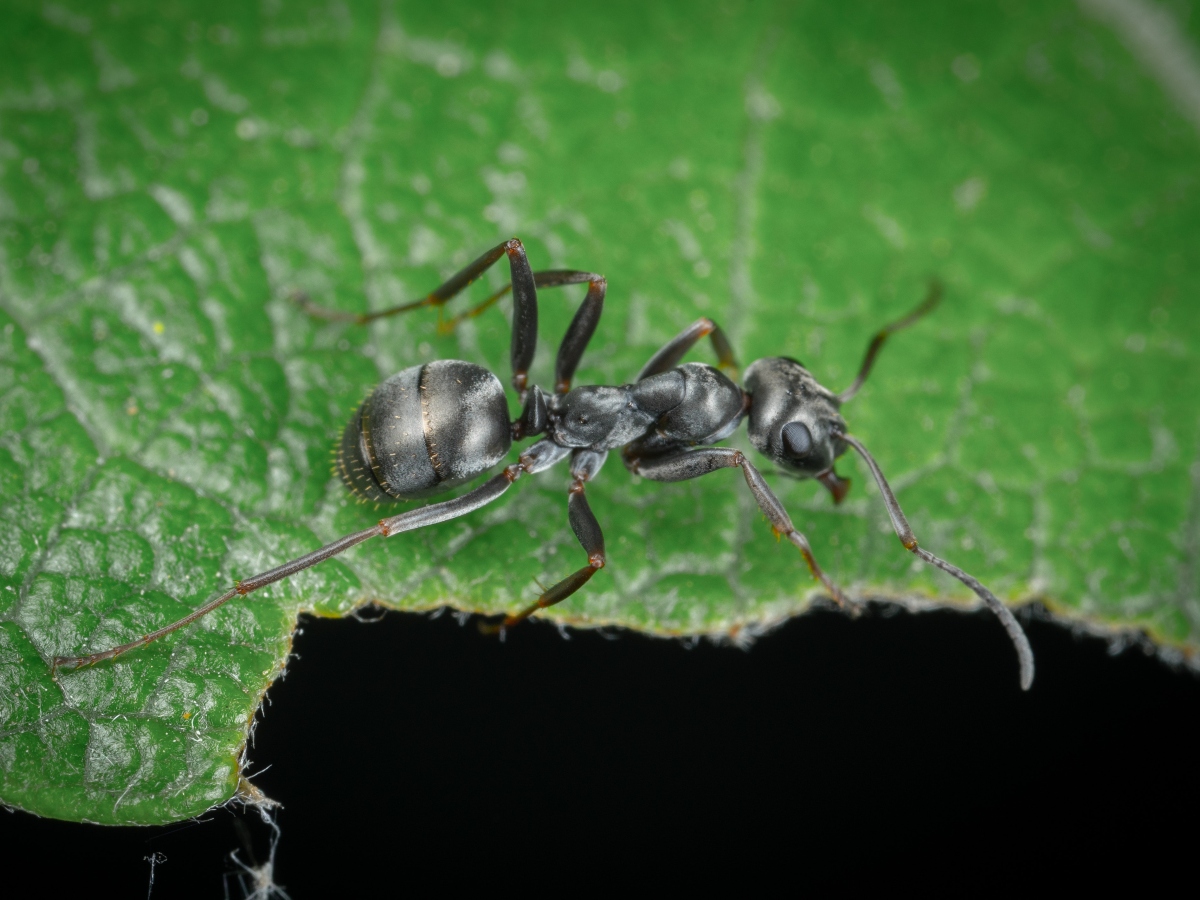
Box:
[294,237,538,394]
[292,239,521,325]
[52,440,571,673]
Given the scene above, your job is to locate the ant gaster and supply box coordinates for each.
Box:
[55,239,1034,689]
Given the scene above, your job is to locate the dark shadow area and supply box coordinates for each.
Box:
[4,607,1197,894]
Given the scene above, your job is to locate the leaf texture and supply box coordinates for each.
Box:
[1,0,1198,823]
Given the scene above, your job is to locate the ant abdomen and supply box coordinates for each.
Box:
[337,359,512,501]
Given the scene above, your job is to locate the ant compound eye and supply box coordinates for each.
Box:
[782,421,813,458]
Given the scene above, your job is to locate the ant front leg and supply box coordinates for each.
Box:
[636,318,739,381]
[482,449,608,633]
[627,446,850,608]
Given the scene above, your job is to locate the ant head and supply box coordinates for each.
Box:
[743,357,851,501]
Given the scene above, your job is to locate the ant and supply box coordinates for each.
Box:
[54,238,1034,689]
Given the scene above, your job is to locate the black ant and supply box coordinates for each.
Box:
[54,239,1034,689]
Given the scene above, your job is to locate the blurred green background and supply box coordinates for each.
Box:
[1,0,1197,823]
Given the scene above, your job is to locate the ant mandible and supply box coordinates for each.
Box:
[54,238,1034,689]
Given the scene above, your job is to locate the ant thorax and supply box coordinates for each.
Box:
[548,383,665,450]
[548,362,744,452]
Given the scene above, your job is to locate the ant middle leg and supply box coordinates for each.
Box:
[626,446,850,607]
[636,318,739,381]
[482,449,608,633]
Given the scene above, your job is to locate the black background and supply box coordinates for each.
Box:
[4,606,1197,894]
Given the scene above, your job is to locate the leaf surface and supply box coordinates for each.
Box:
[1,0,1198,824]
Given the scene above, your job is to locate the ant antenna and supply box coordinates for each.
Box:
[836,431,1035,690]
[838,280,943,404]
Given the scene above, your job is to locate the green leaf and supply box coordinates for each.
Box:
[2,0,1198,824]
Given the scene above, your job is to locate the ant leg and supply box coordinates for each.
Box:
[551,272,606,393]
[503,242,540,395]
[448,260,609,398]
[54,524,381,672]
[434,268,606,396]
[297,248,605,396]
[837,431,1034,690]
[482,449,607,632]
[441,270,607,393]
[297,237,538,394]
[636,318,739,381]
[53,438,569,673]
[436,270,602,351]
[837,280,942,403]
[627,447,849,607]
[292,237,537,396]
[294,239,522,325]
